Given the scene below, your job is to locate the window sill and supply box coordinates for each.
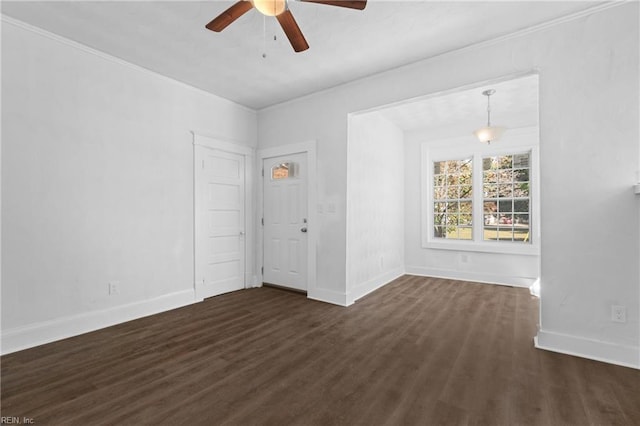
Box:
[423,240,540,256]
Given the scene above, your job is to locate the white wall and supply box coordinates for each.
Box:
[1,19,257,353]
[404,126,540,288]
[532,4,639,367]
[258,3,639,367]
[346,112,404,304]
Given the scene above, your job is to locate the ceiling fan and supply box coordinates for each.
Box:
[205,0,367,53]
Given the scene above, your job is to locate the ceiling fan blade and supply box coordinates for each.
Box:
[276,10,309,52]
[300,0,367,10]
[205,1,254,32]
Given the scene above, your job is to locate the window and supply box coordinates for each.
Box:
[271,162,295,180]
[424,142,538,255]
[433,158,473,240]
[482,153,531,242]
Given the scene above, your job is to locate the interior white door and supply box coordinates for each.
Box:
[196,147,245,299]
[263,153,308,291]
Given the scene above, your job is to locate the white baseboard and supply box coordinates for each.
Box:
[1,290,197,355]
[535,330,640,370]
[347,267,405,305]
[405,266,535,288]
[307,287,349,307]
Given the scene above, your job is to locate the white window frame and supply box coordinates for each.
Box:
[421,131,540,256]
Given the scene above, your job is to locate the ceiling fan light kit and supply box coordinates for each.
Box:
[474,89,506,144]
[205,0,367,53]
[252,0,287,16]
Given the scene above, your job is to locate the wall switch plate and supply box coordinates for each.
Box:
[109,281,120,296]
[611,305,627,323]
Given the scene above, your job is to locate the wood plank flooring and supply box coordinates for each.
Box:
[2,276,639,425]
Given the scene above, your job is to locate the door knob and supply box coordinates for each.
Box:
[300,227,307,233]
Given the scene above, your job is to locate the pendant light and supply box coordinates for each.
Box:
[474,89,506,144]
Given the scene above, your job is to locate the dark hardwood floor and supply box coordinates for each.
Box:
[2,275,639,425]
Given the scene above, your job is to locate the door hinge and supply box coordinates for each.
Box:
[261,266,264,275]
[261,217,264,226]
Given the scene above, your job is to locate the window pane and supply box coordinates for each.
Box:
[483,184,497,198]
[514,199,530,213]
[460,184,472,199]
[447,186,459,199]
[514,169,529,182]
[498,184,513,198]
[514,183,530,197]
[458,226,473,240]
[498,199,512,213]
[497,156,513,169]
[446,228,459,239]
[272,163,291,179]
[459,160,472,175]
[434,161,446,175]
[496,227,514,241]
[498,170,513,183]
[434,226,446,238]
[483,157,493,171]
[434,202,446,213]
[483,171,497,183]
[513,153,530,168]
[459,213,473,226]
[434,175,445,186]
[483,201,497,213]
[514,214,529,225]
[514,228,530,242]
[484,228,498,241]
[447,201,458,213]
[499,213,513,225]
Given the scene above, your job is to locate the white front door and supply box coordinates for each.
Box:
[263,153,308,291]
[196,147,246,299]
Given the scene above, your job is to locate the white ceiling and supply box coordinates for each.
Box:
[376,73,539,133]
[2,0,603,110]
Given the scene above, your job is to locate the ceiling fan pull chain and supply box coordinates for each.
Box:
[261,15,267,58]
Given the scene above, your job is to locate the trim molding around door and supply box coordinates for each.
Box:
[192,132,255,301]
[257,141,318,301]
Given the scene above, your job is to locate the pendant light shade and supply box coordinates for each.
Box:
[474,125,505,144]
[474,89,506,144]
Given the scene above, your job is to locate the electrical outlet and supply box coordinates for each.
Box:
[108,281,120,296]
[611,305,627,323]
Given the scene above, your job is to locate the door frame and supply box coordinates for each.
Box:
[193,132,255,301]
[257,141,317,299]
